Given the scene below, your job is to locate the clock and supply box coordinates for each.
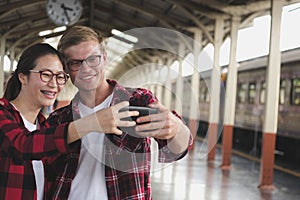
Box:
[46,0,83,26]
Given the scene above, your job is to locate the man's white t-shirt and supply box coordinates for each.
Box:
[68,94,113,200]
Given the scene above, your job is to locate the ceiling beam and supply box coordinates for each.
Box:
[0,0,43,13]
[112,0,176,28]
[6,21,57,38]
[169,0,229,19]
[0,12,47,29]
[89,0,95,27]
[168,0,214,43]
[195,0,271,16]
[0,0,44,20]
[93,6,145,28]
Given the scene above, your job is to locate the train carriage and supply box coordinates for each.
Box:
[176,47,300,171]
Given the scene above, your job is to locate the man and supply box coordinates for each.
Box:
[47,25,192,200]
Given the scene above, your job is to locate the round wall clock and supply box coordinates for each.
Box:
[46,0,83,26]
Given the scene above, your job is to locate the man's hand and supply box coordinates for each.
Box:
[134,103,182,140]
[134,103,191,154]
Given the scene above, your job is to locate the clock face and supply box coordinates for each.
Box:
[46,0,82,26]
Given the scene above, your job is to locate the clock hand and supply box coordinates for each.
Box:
[61,3,71,24]
[61,3,74,11]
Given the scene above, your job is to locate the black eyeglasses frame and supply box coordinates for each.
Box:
[29,69,69,85]
[67,55,102,72]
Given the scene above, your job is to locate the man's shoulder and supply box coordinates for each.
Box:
[53,104,72,115]
[127,87,158,106]
[110,79,151,94]
[48,104,73,124]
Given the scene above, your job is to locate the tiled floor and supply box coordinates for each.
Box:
[151,141,300,200]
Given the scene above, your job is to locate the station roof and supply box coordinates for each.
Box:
[1,0,299,78]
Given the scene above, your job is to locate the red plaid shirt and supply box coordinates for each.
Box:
[0,98,70,200]
[46,80,192,200]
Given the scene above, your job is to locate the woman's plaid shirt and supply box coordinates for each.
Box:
[0,98,70,200]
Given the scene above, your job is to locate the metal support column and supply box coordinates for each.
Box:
[150,61,156,93]
[208,17,224,161]
[188,30,202,141]
[163,58,173,110]
[175,43,185,115]
[259,0,283,190]
[221,16,240,169]
[9,50,15,72]
[0,37,6,96]
[156,59,164,102]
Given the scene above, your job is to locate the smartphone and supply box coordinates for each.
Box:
[119,106,158,122]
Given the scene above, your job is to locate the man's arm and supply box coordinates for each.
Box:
[134,103,192,154]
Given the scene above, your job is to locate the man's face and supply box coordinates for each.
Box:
[63,40,107,92]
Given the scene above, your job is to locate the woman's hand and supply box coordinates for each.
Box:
[94,101,139,135]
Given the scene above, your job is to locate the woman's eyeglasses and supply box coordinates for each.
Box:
[67,55,102,72]
[29,69,69,85]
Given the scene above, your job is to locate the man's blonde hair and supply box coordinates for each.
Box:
[58,25,106,53]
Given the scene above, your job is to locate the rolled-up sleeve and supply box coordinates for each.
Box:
[157,133,193,163]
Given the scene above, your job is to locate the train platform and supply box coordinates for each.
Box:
[151,139,300,200]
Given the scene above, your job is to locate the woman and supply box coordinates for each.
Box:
[0,43,138,200]
[0,43,70,200]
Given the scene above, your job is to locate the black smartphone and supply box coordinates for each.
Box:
[119,106,158,122]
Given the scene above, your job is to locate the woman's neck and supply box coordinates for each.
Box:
[10,97,40,124]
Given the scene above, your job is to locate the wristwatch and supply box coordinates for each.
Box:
[46,0,82,26]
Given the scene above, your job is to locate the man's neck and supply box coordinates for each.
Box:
[79,83,113,108]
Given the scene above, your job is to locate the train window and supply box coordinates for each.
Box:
[200,87,206,102]
[259,81,266,104]
[205,89,210,102]
[279,80,286,105]
[259,80,285,105]
[248,83,256,104]
[237,83,247,103]
[291,78,300,105]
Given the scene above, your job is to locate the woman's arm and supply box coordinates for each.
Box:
[0,101,137,160]
[67,101,138,143]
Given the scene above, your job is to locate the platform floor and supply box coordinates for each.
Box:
[151,140,300,200]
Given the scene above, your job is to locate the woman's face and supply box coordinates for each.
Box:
[20,54,66,108]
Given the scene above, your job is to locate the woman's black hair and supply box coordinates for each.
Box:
[3,43,66,101]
